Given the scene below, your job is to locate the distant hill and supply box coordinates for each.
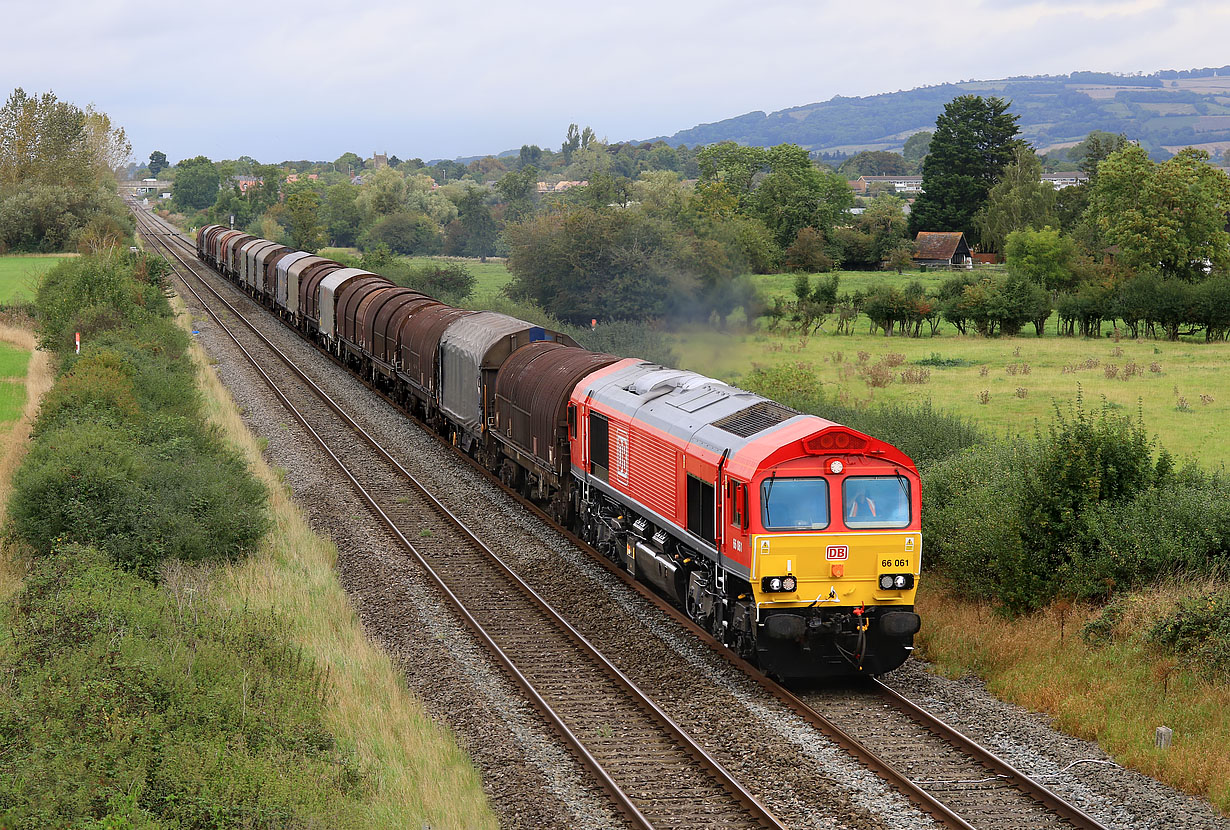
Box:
[637,67,1230,161]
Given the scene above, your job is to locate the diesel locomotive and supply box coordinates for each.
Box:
[196,223,922,678]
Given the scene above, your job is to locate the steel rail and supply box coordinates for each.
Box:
[131,205,786,830]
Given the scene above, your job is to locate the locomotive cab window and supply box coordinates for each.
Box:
[843,475,910,528]
[729,480,747,529]
[567,404,577,439]
[761,477,829,530]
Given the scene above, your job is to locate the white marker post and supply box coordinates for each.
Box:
[75,332,80,355]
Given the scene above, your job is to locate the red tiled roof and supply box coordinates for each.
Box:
[913,232,967,260]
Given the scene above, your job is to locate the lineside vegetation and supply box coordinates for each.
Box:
[0,252,494,827]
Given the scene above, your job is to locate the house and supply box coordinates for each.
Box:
[1041,172,1089,189]
[850,175,924,195]
[233,175,260,192]
[912,232,972,268]
[535,180,588,194]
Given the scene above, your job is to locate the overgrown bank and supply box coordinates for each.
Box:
[0,253,494,827]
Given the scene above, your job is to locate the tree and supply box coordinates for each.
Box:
[561,124,581,164]
[325,183,361,247]
[1004,226,1080,293]
[450,186,497,260]
[365,212,440,255]
[837,151,910,178]
[148,150,168,177]
[974,145,1056,252]
[751,144,853,249]
[885,242,915,274]
[1090,146,1230,280]
[908,96,1022,245]
[0,89,131,251]
[284,192,324,252]
[171,156,220,211]
[518,144,543,168]
[505,207,689,324]
[903,131,933,163]
[496,166,538,222]
[784,227,832,272]
[697,143,767,211]
[1067,131,1127,180]
[858,195,910,262]
[334,152,363,175]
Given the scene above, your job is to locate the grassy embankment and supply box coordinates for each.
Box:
[172,291,497,828]
[917,579,1230,811]
[0,254,495,828]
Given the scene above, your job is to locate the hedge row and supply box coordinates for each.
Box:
[0,253,376,826]
[9,253,267,573]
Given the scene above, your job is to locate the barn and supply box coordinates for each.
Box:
[912,232,972,268]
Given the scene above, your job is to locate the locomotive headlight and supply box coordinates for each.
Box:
[782,575,797,592]
[880,574,894,590]
[829,460,844,474]
[894,575,907,589]
[768,577,783,592]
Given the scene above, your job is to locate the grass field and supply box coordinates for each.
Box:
[0,255,74,304]
[672,324,1229,468]
[316,249,516,306]
[918,577,1230,812]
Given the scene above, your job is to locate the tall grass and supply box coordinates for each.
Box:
[917,576,1230,812]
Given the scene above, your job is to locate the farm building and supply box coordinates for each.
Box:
[912,232,972,268]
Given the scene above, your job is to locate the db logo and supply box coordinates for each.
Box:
[826,545,849,561]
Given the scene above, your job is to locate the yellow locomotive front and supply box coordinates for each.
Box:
[729,426,922,678]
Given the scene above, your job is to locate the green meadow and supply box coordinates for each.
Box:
[0,255,74,303]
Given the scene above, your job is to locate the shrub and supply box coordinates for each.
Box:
[1148,588,1230,676]
[924,397,1179,613]
[35,252,170,352]
[0,546,369,828]
[9,419,267,574]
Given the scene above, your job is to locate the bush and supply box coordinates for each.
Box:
[924,398,1181,612]
[9,418,267,574]
[386,261,476,305]
[11,253,268,574]
[0,546,369,828]
[1149,588,1230,676]
[35,252,170,352]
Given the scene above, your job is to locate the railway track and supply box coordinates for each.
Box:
[131,207,784,830]
[130,204,1113,830]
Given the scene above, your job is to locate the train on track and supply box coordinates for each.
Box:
[195,223,922,678]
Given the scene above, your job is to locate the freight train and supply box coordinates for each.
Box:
[196,224,922,678]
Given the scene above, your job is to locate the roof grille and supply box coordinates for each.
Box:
[712,400,798,438]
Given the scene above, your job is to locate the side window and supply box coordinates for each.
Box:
[729,481,746,529]
[567,404,577,440]
[687,475,716,545]
[589,413,609,482]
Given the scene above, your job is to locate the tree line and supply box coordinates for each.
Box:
[0,88,132,253]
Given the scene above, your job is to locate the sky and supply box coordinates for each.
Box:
[5,0,1230,166]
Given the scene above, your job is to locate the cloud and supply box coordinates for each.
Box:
[3,0,1228,162]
